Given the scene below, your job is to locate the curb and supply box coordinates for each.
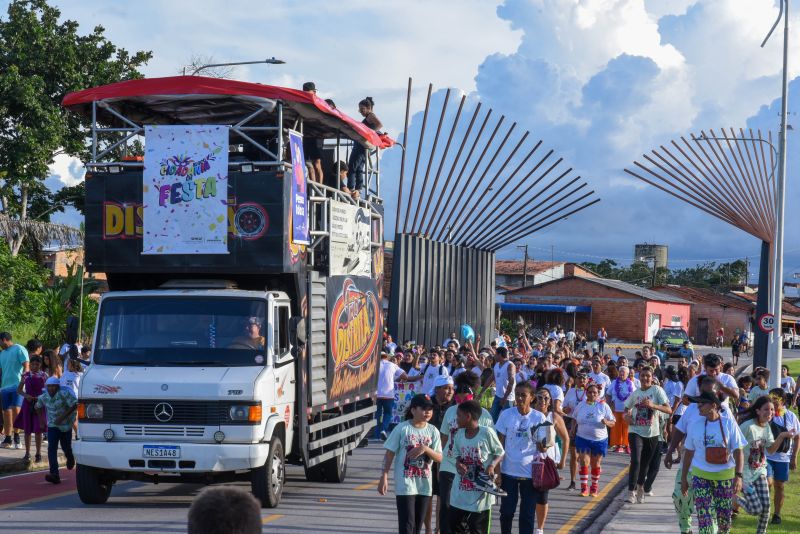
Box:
[0,452,66,476]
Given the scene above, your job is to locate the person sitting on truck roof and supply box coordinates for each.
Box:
[346,97,383,200]
[301,81,324,185]
[230,317,265,350]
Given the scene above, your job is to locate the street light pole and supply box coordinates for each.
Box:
[763,0,789,389]
[189,57,286,76]
[517,244,529,287]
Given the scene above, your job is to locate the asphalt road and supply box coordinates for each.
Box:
[0,345,796,534]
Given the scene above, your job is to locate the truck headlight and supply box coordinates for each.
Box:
[229,404,262,423]
[85,403,104,419]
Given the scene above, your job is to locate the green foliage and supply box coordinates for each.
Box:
[0,241,48,327]
[0,0,151,252]
[579,258,748,290]
[499,317,515,337]
[32,262,100,346]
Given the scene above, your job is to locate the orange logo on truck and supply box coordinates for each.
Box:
[330,278,380,371]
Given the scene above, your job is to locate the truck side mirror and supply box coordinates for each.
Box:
[290,316,306,347]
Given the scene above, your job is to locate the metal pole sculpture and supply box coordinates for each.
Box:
[625,127,777,367]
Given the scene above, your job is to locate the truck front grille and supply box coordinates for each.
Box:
[84,399,258,426]
[123,425,205,437]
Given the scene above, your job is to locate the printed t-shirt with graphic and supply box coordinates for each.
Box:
[684,415,746,479]
[767,410,800,463]
[573,400,615,441]
[624,385,669,438]
[377,359,403,398]
[439,404,494,475]
[449,426,504,513]
[739,419,775,483]
[495,407,547,478]
[60,370,81,399]
[0,344,29,390]
[781,376,796,394]
[608,379,637,412]
[383,420,442,496]
[35,389,78,431]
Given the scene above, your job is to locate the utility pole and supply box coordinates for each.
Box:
[763,0,789,389]
[516,244,529,287]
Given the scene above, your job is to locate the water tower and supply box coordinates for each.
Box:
[634,243,668,269]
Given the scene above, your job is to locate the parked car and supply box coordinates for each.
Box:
[783,328,800,349]
[652,327,691,359]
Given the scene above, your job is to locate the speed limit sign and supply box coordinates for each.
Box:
[759,313,775,333]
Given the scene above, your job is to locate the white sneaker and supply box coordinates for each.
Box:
[627,490,637,503]
[536,530,544,534]
[636,486,645,504]
[645,490,655,497]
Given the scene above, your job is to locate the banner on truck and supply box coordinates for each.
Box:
[329,200,371,277]
[142,125,229,255]
[288,130,310,245]
[327,276,381,402]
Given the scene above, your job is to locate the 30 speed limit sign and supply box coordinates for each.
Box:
[758,313,775,333]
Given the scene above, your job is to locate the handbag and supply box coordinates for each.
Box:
[704,418,729,465]
[531,454,560,490]
[770,417,792,454]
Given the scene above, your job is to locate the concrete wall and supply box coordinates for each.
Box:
[644,301,691,342]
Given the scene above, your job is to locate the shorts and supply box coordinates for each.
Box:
[0,386,22,410]
[574,435,608,457]
[303,137,323,161]
[767,459,790,482]
[432,461,441,496]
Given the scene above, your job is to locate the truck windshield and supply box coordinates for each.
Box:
[94,297,267,366]
[659,329,688,340]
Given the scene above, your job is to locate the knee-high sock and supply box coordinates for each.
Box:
[579,466,589,491]
[590,467,601,491]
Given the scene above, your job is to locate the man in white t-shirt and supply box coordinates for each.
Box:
[683,353,739,405]
[488,347,515,423]
[375,352,412,440]
[418,351,450,396]
[443,332,460,349]
[766,387,800,525]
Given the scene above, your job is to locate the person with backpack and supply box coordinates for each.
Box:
[418,351,450,396]
[764,388,800,526]
[496,381,550,534]
[736,394,795,534]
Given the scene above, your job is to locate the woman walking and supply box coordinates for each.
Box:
[737,395,794,534]
[379,394,443,534]
[572,383,615,496]
[531,388,569,532]
[624,365,671,504]
[680,391,747,534]
[609,366,636,453]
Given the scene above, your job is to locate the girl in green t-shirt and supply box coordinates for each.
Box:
[379,394,443,534]
[736,396,795,534]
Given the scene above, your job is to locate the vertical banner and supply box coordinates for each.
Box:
[288,130,310,245]
[142,125,229,254]
[328,200,372,277]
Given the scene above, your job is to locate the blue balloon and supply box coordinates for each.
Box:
[461,324,475,342]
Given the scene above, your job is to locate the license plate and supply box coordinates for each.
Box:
[143,445,180,458]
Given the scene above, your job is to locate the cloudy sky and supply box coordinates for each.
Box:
[19,0,800,280]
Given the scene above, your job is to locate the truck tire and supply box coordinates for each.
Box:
[303,451,347,483]
[251,438,284,508]
[76,464,113,504]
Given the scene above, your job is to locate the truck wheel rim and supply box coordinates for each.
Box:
[271,455,283,491]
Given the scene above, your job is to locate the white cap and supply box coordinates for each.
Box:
[433,375,454,389]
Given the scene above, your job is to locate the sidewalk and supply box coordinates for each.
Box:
[0,442,66,475]
[592,463,691,534]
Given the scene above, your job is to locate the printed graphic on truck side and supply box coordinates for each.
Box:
[327,276,381,400]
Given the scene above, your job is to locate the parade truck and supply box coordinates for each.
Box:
[61,76,393,507]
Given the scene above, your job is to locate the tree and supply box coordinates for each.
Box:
[0,0,151,255]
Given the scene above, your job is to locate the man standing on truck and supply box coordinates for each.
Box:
[231,317,265,350]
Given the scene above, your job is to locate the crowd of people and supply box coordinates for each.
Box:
[0,331,88,483]
[375,327,800,534]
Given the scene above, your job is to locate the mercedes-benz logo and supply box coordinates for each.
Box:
[154,402,174,423]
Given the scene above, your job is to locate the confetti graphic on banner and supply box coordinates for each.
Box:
[142,125,230,255]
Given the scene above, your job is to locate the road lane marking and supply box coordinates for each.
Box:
[0,488,77,510]
[354,479,379,490]
[556,466,629,534]
[262,514,284,524]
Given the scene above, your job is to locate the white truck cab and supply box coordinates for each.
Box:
[76,288,295,507]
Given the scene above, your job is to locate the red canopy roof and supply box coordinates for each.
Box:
[62,76,394,149]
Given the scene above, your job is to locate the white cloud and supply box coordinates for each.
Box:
[48,154,85,187]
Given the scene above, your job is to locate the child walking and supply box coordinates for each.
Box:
[449,400,505,534]
[13,355,47,463]
[379,394,443,534]
[35,377,77,484]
